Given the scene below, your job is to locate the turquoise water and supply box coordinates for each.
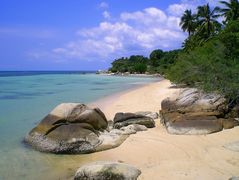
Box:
[0,72,157,180]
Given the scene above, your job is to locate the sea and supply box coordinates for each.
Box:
[0,71,158,180]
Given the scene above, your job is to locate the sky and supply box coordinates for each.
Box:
[0,0,221,70]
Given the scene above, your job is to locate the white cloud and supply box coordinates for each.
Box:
[102,11,111,19]
[168,0,223,16]
[167,3,193,16]
[33,0,223,61]
[99,2,109,9]
[121,7,167,25]
[48,7,186,61]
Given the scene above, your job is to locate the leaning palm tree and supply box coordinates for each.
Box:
[220,0,239,23]
[197,3,221,37]
[180,9,197,36]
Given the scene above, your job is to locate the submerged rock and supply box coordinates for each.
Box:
[74,161,141,180]
[160,88,238,135]
[24,103,108,154]
[113,112,155,129]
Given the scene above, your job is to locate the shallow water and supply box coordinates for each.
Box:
[0,72,157,180]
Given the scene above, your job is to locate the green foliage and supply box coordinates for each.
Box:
[149,49,164,67]
[180,9,197,36]
[134,63,147,73]
[155,50,181,74]
[168,3,239,103]
[166,30,239,101]
[220,0,239,23]
[196,3,222,37]
[109,3,239,104]
[180,3,222,51]
[109,55,148,73]
[109,49,180,75]
[109,57,129,73]
[218,20,239,58]
[182,34,206,51]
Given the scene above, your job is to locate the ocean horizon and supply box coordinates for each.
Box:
[0,71,158,179]
[0,70,97,77]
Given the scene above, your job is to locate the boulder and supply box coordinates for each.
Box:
[74,161,141,180]
[135,111,159,119]
[113,112,155,129]
[160,88,237,135]
[24,103,108,154]
[95,124,147,152]
[162,112,223,135]
[95,130,129,152]
[161,88,227,115]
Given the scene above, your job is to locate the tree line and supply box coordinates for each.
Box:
[109,0,239,104]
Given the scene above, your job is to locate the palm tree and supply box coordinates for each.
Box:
[197,3,221,37]
[220,0,239,23]
[180,9,197,36]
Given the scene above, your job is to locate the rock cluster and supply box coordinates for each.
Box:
[160,88,238,135]
[25,103,156,154]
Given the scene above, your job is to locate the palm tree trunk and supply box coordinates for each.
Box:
[207,22,210,37]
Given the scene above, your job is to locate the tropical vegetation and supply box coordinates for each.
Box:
[109,1,239,105]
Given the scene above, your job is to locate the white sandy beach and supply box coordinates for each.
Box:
[87,79,239,180]
[47,79,239,180]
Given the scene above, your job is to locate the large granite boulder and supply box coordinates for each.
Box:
[113,112,155,129]
[74,161,141,180]
[24,103,108,154]
[161,88,227,115]
[160,88,238,135]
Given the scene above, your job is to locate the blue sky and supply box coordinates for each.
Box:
[0,0,220,70]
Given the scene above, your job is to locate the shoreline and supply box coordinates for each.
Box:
[73,79,239,180]
[96,72,163,78]
[87,78,163,115]
[89,79,180,120]
[22,79,239,180]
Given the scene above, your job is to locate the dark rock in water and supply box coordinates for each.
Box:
[74,161,141,180]
[160,88,237,135]
[24,103,108,154]
[113,112,155,129]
